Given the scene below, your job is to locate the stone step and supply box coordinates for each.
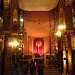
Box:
[5,69,12,75]
[43,64,60,75]
[0,61,60,75]
[27,72,60,75]
[27,66,60,75]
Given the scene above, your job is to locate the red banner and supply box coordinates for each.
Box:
[33,38,44,55]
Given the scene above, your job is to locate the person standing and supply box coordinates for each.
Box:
[29,60,36,75]
[12,62,22,75]
[21,61,29,75]
[37,61,44,75]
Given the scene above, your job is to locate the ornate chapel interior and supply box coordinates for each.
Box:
[0,0,75,75]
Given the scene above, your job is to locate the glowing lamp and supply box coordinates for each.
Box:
[55,31,62,37]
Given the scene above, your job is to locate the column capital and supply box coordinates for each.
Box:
[65,0,73,6]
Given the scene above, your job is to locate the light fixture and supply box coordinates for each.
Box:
[55,31,62,37]
[58,25,66,32]
[9,41,19,47]
[9,38,19,47]
[58,25,66,30]
[20,18,24,22]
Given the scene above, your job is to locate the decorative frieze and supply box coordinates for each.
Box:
[3,0,11,32]
[65,0,73,6]
[11,0,19,34]
[4,0,10,9]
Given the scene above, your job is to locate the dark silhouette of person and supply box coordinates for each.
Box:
[29,60,36,75]
[12,62,22,75]
[21,61,29,75]
[37,61,44,75]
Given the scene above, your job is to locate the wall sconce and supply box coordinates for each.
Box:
[9,38,19,47]
[20,18,24,22]
[58,25,66,30]
[55,31,62,37]
[9,41,19,47]
[58,25,66,33]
